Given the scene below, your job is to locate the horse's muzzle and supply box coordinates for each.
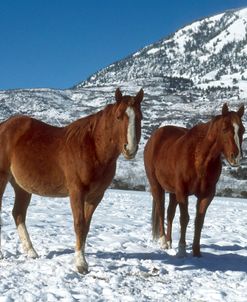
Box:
[122,144,138,159]
[228,153,241,167]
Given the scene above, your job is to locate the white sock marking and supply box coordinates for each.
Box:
[75,246,88,273]
[160,235,171,249]
[17,223,38,258]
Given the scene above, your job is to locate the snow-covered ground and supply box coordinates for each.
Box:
[0,185,247,302]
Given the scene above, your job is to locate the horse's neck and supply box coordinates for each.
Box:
[65,106,120,165]
[193,122,221,175]
[91,106,120,164]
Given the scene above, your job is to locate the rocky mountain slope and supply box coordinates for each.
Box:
[78,8,247,93]
[1,7,247,197]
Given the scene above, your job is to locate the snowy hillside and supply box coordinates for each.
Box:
[1,8,247,196]
[1,186,247,301]
[78,8,247,90]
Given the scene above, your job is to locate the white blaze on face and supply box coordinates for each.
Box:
[233,122,241,163]
[125,106,137,154]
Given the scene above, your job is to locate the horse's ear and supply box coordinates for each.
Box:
[115,88,122,103]
[135,88,144,104]
[237,104,244,118]
[222,103,229,116]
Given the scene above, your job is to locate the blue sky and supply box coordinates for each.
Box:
[0,0,247,90]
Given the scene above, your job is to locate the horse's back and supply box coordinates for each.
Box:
[0,115,34,168]
[0,115,63,156]
[0,115,61,137]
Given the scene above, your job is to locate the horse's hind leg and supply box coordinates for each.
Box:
[11,179,38,258]
[166,193,178,249]
[150,180,168,249]
[0,172,9,259]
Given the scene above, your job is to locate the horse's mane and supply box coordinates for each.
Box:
[65,103,115,145]
[188,113,223,139]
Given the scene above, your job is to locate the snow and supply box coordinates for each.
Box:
[238,7,247,19]
[133,51,140,57]
[147,48,159,55]
[1,185,247,301]
[207,16,246,54]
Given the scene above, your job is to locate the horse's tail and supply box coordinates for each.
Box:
[151,199,163,240]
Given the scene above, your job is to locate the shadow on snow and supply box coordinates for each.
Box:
[41,243,247,273]
[92,245,247,273]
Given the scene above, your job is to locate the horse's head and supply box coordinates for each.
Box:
[216,103,245,167]
[114,88,144,159]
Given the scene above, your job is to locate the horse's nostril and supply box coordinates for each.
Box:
[229,152,240,166]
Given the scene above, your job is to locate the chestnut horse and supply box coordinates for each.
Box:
[144,104,244,257]
[0,88,144,273]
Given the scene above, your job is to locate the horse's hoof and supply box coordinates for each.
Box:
[176,243,187,258]
[77,265,89,275]
[192,246,202,257]
[27,249,39,259]
[176,250,187,258]
[193,252,202,257]
[159,236,171,250]
[161,241,172,250]
[75,251,88,274]
[166,241,172,249]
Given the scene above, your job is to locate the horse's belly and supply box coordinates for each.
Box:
[10,163,68,197]
[156,168,176,193]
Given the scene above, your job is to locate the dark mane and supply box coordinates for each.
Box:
[65,103,115,144]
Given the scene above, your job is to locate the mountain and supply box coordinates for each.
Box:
[1,7,247,197]
[78,7,247,93]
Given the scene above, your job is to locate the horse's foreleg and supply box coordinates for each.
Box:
[166,193,178,249]
[69,189,89,274]
[11,183,38,258]
[84,195,102,231]
[193,196,212,257]
[177,198,189,257]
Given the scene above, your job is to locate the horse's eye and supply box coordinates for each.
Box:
[240,125,245,134]
[222,121,231,133]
